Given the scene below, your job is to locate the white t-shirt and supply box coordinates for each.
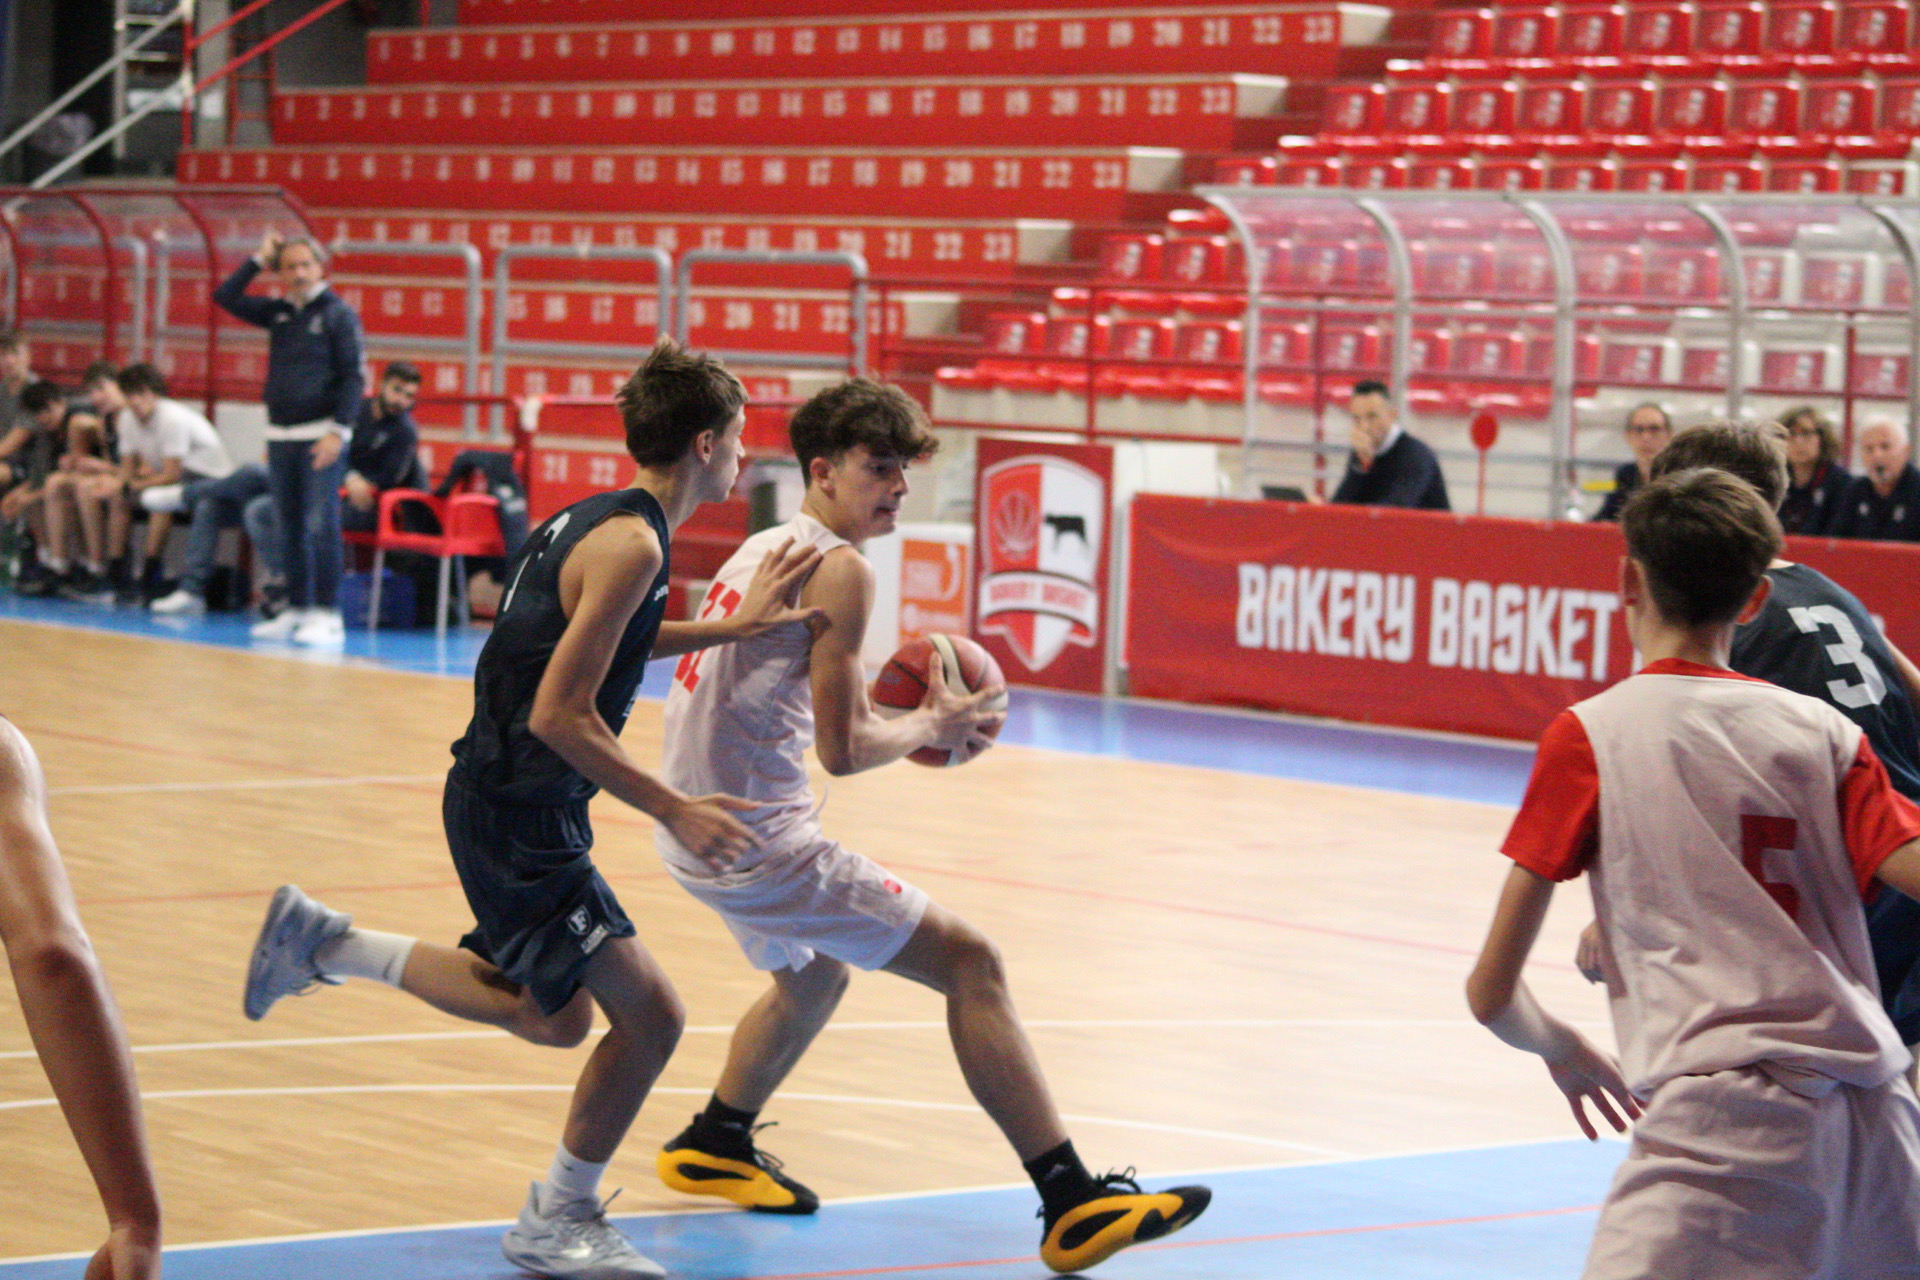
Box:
[1505,659,1920,1098]
[117,398,234,480]
[660,514,850,871]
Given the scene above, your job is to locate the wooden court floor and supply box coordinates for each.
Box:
[0,619,1612,1260]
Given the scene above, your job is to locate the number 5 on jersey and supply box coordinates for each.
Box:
[674,584,744,692]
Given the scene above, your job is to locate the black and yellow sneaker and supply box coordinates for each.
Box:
[1039,1169,1211,1274]
[657,1119,820,1215]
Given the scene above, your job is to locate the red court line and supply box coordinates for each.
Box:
[748,1202,1602,1279]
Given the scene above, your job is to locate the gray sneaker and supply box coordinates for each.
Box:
[243,884,350,1021]
[502,1183,665,1280]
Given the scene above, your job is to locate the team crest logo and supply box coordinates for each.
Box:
[977,454,1104,671]
[567,906,592,936]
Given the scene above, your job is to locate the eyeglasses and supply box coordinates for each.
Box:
[1624,423,1669,436]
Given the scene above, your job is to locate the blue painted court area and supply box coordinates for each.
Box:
[0,593,1537,806]
[0,1141,1620,1280]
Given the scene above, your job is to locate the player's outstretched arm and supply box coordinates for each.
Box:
[653,537,826,658]
[0,720,161,1278]
[528,517,757,870]
[807,548,1001,776]
[1468,865,1638,1141]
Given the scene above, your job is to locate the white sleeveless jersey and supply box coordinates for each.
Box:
[1504,659,1920,1097]
[659,514,850,871]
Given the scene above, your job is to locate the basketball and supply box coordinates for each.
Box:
[870,634,1009,767]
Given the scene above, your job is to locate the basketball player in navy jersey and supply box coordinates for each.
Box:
[240,341,823,1280]
[1577,420,1920,1047]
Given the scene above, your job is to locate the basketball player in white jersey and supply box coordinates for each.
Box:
[654,379,1210,1274]
[1468,467,1920,1279]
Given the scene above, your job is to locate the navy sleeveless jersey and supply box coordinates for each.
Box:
[451,487,672,806]
[1731,563,1920,800]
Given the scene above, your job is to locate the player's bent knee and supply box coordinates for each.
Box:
[518,997,594,1049]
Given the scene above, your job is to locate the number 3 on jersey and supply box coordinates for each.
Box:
[674,583,744,692]
[1789,605,1888,710]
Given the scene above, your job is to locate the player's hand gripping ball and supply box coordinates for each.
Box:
[870,634,1008,767]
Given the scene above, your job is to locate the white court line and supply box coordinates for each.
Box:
[49,773,444,796]
[0,1082,1346,1155]
[0,1136,1605,1267]
[0,1017,1560,1062]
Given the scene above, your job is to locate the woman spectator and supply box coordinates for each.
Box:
[1778,405,1851,536]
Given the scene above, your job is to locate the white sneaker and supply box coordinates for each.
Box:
[149,587,205,615]
[139,484,184,514]
[251,608,306,641]
[502,1183,665,1280]
[291,608,345,646]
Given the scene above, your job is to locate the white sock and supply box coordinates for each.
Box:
[82,559,103,575]
[543,1146,608,1208]
[312,928,414,986]
[40,554,66,572]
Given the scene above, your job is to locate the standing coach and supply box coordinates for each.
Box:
[214,231,364,646]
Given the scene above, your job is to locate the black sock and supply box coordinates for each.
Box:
[691,1094,759,1153]
[1025,1140,1098,1217]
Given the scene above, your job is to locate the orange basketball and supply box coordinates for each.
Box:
[870,634,1009,767]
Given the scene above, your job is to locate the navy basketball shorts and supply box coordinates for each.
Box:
[443,767,636,1016]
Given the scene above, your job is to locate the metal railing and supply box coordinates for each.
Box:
[334,239,484,432]
[673,250,870,375]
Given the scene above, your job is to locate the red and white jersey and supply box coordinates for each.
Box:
[1505,658,1920,1098]
[660,514,848,871]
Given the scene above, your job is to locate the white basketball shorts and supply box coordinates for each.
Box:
[664,828,930,973]
[1583,1066,1920,1280]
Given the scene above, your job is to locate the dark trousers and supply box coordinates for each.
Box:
[266,438,347,609]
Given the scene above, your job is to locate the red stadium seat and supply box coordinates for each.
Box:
[1408,325,1455,375]
[1176,319,1243,363]
[1163,235,1239,287]
[1729,78,1804,134]
[1880,76,1920,128]
[1806,76,1879,133]
[1454,330,1527,379]
[1560,4,1629,59]
[1548,154,1622,189]
[1477,156,1549,189]
[1322,83,1387,138]
[1767,152,1846,190]
[1382,80,1452,135]
[1344,155,1411,188]
[1410,243,1496,294]
[1098,234,1165,284]
[1758,344,1839,392]
[1600,335,1676,385]
[1801,251,1881,305]
[1319,321,1386,373]
[1255,317,1314,370]
[1109,318,1176,362]
[1839,0,1912,53]
[1273,153,1344,187]
[1658,78,1731,135]
[1626,2,1696,57]
[1679,342,1738,390]
[1493,6,1561,58]
[1430,7,1497,64]
[1852,349,1910,396]
[1406,153,1479,188]
[1767,0,1840,54]
[1696,0,1769,57]
[1517,79,1587,137]
[1216,154,1280,186]
[984,311,1048,354]
[1644,247,1725,300]
[1692,155,1770,189]
[1452,80,1519,134]
[1492,244,1557,296]
[1742,249,1798,304]
[1587,76,1658,134]
[1047,315,1110,359]
[1575,244,1647,298]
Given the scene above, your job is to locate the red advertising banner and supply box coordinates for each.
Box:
[1126,494,1920,742]
[974,437,1113,694]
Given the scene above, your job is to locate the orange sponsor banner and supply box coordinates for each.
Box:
[898,530,973,644]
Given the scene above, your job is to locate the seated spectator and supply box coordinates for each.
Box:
[1590,402,1671,522]
[1,381,74,595]
[150,362,422,617]
[1832,416,1920,543]
[1330,380,1450,510]
[0,331,34,433]
[57,365,233,603]
[1776,405,1851,536]
[41,364,126,600]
